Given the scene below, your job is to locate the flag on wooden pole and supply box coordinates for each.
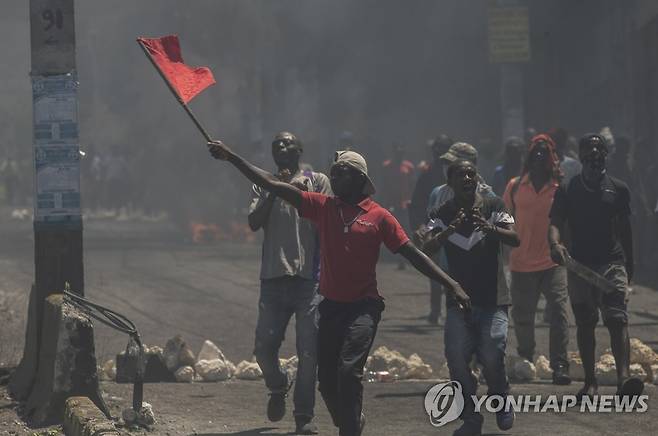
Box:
[137,35,216,141]
[137,35,216,103]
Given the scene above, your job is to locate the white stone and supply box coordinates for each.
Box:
[630,363,647,381]
[100,359,116,381]
[235,360,263,380]
[174,366,195,383]
[595,359,617,386]
[194,359,234,381]
[197,340,226,363]
[405,353,434,379]
[137,402,156,426]
[534,355,552,380]
[514,359,537,381]
[630,338,658,366]
[369,346,410,378]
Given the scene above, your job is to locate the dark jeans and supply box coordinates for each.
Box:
[511,266,570,370]
[254,276,321,419]
[429,279,444,317]
[445,305,510,421]
[317,298,384,436]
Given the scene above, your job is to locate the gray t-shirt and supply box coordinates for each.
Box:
[250,170,332,281]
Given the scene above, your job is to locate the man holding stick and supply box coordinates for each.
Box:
[249,131,331,434]
[548,133,641,400]
[206,140,470,436]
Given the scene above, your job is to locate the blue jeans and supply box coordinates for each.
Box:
[444,305,510,420]
[254,276,321,419]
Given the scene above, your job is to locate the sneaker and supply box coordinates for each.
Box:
[356,413,366,436]
[295,416,318,435]
[267,390,286,422]
[617,377,644,397]
[552,364,572,385]
[452,414,483,436]
[496,409,515,431]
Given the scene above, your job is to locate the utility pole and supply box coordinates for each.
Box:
[488,0,530,142]
[11,0,84,410]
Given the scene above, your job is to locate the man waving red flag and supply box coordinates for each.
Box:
[137,35,215,104]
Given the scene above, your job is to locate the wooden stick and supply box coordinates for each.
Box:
[137,39,213,143]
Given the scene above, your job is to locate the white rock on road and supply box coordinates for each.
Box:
[195,359,235,381]
[534,355,552,380]
[174,366,195,383]
[197,340,227,362]
[235,359,263,380]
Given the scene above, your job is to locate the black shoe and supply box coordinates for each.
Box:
[267,390,286,422]
[496,409,515,431]
[295,416,318,435]
[552,364,572,385]
[617,377,644,397]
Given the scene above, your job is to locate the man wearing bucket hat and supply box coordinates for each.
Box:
[416,142,496,325]
[207,139,470,436]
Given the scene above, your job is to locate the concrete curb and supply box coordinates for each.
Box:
[64,397,119,436]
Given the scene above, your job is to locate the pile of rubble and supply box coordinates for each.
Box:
[365,346,433,380]
[99,336,299,383]
[502,338,658,385]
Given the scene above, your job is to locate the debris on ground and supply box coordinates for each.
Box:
[122,402,156,428]
[505,355,536,382]
[235,358,263,380]
[365,346,433,380]
[174,366,195,383]
[534,355,552,380]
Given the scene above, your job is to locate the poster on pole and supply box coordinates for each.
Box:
[32,74,81,220]
[488,2,530,63]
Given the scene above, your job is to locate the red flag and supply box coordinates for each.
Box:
[137,35,216,104]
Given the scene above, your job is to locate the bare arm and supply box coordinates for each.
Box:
[248,192,277,231]
[618,214,634,281]
[208,141,302,209]
[548,218,569,265]
[398,242,471,309]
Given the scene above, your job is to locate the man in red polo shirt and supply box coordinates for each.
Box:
[207,140,470,436]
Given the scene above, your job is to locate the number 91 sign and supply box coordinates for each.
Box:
[30,0,76,74]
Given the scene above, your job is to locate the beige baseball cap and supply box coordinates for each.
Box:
[332,150,376,195]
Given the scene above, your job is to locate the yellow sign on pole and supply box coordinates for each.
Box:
[488,3,530,63]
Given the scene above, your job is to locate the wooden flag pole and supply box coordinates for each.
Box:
[136,39,214,143]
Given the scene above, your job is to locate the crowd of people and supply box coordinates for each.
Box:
[200,125,651,436]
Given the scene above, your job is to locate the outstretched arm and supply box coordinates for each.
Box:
[398,242,471,309]
[208,140,302,210]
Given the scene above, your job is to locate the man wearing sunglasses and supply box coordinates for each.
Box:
[248,131,331,434]
[548,133,640,401]
[207,139,470,436]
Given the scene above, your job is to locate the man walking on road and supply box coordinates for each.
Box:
[248,131,331,434]
[503,134,571,385]
[207,140,470,436]
[549,133,642,400]
[421,159,520,436]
